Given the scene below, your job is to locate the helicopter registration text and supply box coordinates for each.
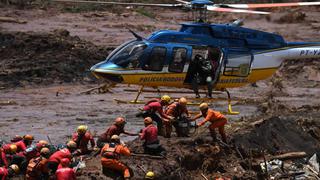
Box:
[300,49,320,56]
[139,77,185,83]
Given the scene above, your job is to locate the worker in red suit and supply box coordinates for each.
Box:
[72,125,95,155]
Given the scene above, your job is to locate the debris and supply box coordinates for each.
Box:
[131,153,164,159]
[0,100,17,106]
[201,173,209,180]
[0,16,27,24]
[270,152,307,161]
[309,153,320,173]
[80,83,114,94]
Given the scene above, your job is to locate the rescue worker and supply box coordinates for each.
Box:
[0,144,17,167]
[72,125,95,155]
[47,140,77,173]
[139,117,165,156]
[139,95,173,136]
[100,135,131,180]
[0,164,19,179]
[22,140,49,162]
[192,103,228,143]
[10,135,23,143]
[26,147,50,180]
[164,97,190,137]
[189,54,204,98]
[55,158,76,180]
[97,117,137,148]
[14,134,34,152]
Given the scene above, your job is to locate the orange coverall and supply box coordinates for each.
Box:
[100,143,131,178]
[196,109,227,142]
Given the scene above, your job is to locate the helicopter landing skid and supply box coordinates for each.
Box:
[225,89,239,115]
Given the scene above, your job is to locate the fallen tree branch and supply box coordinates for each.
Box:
[201,173,209,180]
[270,151,307,160]
[0,16,27,24]
[131,153,164,159]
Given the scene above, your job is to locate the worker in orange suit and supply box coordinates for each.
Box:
[100,135,131,180]
[192,103,228,143]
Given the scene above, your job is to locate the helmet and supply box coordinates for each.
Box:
[77,125,88,134]
[10,144,17,153]
[38,140,48,146]
[178,97,188,106]
[161,95,171,103]
[144,117,153,125]
[40,147,50,155]
[111,135,120,141]
[60,158,70,167]
[9,164,19,174]
[23,134,34,141]
[115,117,126,126]
[145,171,155,179]
[199,103,209,111]
[66,140,77,149]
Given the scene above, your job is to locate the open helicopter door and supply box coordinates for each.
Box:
[222,48,254,78]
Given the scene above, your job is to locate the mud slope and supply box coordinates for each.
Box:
[0,30,110,88]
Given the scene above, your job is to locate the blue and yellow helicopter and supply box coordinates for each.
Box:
[55,0,320,114]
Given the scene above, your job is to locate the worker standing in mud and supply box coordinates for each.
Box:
[192,103,228,143]
[72,125,95,155]
[164,97,190,138]
[100,135,131,180]
[26,147,50,180]
[138,95,173,136]
[97,117,138,148]
[140,117,165,156]
[14,134,34,153]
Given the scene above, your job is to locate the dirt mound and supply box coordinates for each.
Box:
[0,30,110,88]
[275,12,306,24]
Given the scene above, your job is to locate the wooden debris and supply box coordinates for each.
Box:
[0,100,17,106]
[0,16,27,24]
[80,83,114,94]
[131,153,164,159]
[201,173,209,180]
[270,151,307,160]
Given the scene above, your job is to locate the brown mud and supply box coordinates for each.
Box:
[0,2,320,180]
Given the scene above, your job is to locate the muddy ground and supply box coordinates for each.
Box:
[0,1,320,179]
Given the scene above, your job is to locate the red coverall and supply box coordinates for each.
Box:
[55,167,76,180]
[48,148,71,164]
[0,148,8,167]
[140,124,158,145]
[100,143,131,178]
[72,132,95,154]
[197,109,228,142]
[14,140,27,153]
[0,167,8,180]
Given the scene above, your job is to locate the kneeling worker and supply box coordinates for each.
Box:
[140,117,165,156]
[72,125,95,155]
[165,97,190,138]
[192,103,228,143]
[100,135,131,180]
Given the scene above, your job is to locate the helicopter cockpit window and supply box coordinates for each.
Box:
[108,41,147,68]
[223,51,252,77]
[143,47,167,71]
[169,48,187,73]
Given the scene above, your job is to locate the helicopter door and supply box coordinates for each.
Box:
[168,47,190,73]
[142,46,167,71]
[223,49,253,77]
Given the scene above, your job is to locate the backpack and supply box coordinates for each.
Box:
[26,157,42,177]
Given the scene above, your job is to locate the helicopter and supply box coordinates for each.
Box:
[54,0,320,114]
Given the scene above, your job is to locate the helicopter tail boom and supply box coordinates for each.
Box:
[285,43,320,60]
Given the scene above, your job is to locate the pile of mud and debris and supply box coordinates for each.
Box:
[74,106,320,180]
[0,30,110,88]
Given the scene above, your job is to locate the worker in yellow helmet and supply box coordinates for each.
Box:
[72,125,95,155]
[145,171,155,179]
[138,95,173,136]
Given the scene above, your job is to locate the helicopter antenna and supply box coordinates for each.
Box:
[128,29,144,41]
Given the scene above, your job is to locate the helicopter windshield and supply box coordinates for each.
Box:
[108,41,147,68]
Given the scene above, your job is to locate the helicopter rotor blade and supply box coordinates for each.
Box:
[221,2,320,9]
[52,0,184,8]
[175,0,189,4]
[207,6,270,14]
